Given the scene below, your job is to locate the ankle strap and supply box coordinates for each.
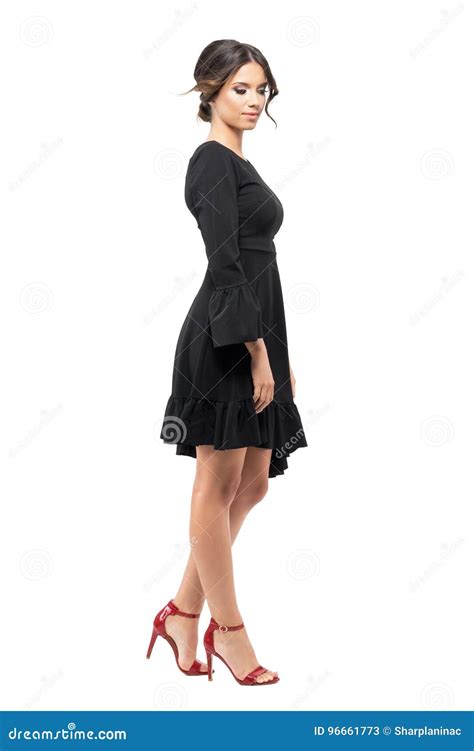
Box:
[210,616,244,632]
[167,599,200,619]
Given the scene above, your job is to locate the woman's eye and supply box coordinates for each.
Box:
[234,88,269,95]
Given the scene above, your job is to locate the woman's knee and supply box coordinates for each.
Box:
[234,477,269,508]
[194,446,246,505]
[193,474,242,507]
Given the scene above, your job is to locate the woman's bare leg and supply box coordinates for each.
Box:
[166,446,275,681]
[174,446,272,609]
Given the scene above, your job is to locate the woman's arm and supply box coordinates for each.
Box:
[289,361,296,399]
[190,144,263,349]
[244,339,275,414]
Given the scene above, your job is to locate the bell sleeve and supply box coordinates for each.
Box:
[190,145,264,348]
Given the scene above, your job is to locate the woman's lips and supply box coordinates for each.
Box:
[243,112,258,118]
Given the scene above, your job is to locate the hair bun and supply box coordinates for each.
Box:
[198,96,212,123]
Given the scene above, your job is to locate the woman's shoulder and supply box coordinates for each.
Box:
[188,141,243,171]
[186,141,241,190]
[189,140,222,161]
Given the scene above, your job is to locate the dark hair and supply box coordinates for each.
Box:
[181,40,279,127]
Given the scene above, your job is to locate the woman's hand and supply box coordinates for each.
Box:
[289,363,296,399]
[246,339,275,413]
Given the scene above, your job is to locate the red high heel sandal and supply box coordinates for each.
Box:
[146,599,212,677]
[204,617,280,686]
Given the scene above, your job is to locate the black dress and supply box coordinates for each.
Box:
[159,140,308,478]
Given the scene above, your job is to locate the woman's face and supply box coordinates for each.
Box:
[211,62,268,130]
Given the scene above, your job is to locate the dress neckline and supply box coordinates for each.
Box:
[201,140,251,164]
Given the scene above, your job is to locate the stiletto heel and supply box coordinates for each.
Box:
[203,617,279,686]
[146,626,159,659]
[206,650,213,681]
[146,599,213,677]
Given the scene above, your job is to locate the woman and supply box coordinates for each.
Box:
[147,40,308,686]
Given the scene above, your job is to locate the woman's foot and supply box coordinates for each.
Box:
[213,625,278,683]
[165,611,207,673]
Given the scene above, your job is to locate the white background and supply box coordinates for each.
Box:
[1,0,472,711]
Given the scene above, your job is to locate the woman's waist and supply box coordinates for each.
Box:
[239,239,276,254]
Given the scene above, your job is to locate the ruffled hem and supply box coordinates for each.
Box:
[159,395,308,478]
[208,282,263,348]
